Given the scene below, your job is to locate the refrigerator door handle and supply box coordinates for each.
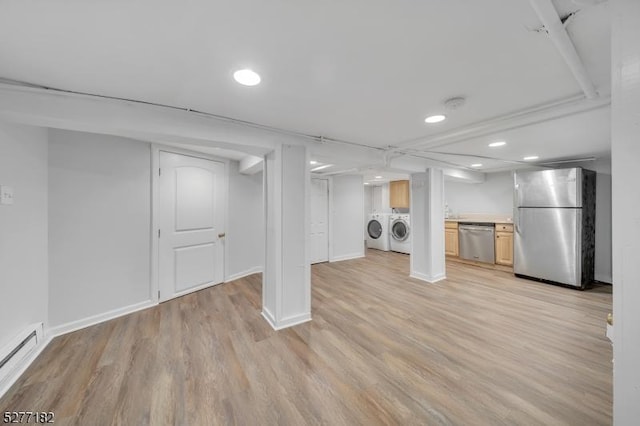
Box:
[514,180,520,234]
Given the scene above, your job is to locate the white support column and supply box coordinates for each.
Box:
[409,169,446,283]
[612,0,640,422]
[262,144,311,330]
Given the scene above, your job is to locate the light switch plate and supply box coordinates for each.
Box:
[0,185,14,205]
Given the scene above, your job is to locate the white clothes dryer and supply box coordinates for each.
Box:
[389,214,411,254]
[366,213,390,251]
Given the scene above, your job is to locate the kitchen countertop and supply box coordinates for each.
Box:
[445,215,513,225]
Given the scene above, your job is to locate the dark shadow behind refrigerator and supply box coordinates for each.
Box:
[513,168,596,289]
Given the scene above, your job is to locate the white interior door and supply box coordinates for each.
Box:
[159,151,225,302]
[310,178,329,264]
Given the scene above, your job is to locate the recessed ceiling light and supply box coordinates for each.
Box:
[471,163,483,168]
[523,156,539,161]
[311,164,332,172]
[233,69,261,86]
[309,160,318,165]
[425,114,446,124]
[375,175,383,179]
[364,182,370,185]
[489,141,506,147]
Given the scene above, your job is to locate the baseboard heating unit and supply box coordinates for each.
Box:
[0,323,44,388]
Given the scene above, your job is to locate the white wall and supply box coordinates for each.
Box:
[364,185,373,216]
[445,171,513,217]
[363,185,373,240]
[226,162,263,280]
[371,183,391,213]
[331,175,365,261]
[48,130,151,330]
[0,122,48,350]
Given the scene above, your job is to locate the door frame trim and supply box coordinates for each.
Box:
[150,144,230,304]
[310,177,331,264]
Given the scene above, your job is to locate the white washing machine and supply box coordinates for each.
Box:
[390,214,411,254]
[366,213,390,251]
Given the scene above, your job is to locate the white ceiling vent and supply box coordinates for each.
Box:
[444,97,466,110]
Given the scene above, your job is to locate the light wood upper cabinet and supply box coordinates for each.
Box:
[444,221,459,256]
[495,230,514,266]
[389,180,410,208]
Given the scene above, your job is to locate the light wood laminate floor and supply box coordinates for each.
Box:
[0,250,612,425]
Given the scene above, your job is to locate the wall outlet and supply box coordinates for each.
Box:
[0,185,14,205]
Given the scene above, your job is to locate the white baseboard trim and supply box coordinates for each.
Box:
[0,335,52,400]
[274,313,312,330]
[595,274,612,284]
[330,252,364,263]
[48,299,155,338]
[261,309,311,331]
[410,271,447,283]
[225,266,263,282]
[261,308,277,329]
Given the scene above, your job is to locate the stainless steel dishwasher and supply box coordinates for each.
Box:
[458,223,495,264]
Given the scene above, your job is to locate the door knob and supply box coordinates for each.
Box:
[218,232,226,238]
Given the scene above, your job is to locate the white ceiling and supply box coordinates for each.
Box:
[0,0,611,174]
[420,106,611,171]
[362,170,410,186]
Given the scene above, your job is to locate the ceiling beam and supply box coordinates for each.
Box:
[0,82,306,155]
[239,155,264,175]
[529,0,598,99]
[0,80,586,179]
[389,156,485,183]
[393,93,610,150]
[443,168,487,183]
[0,80,391,164]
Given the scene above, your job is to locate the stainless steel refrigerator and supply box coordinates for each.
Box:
[513,168,596,289]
